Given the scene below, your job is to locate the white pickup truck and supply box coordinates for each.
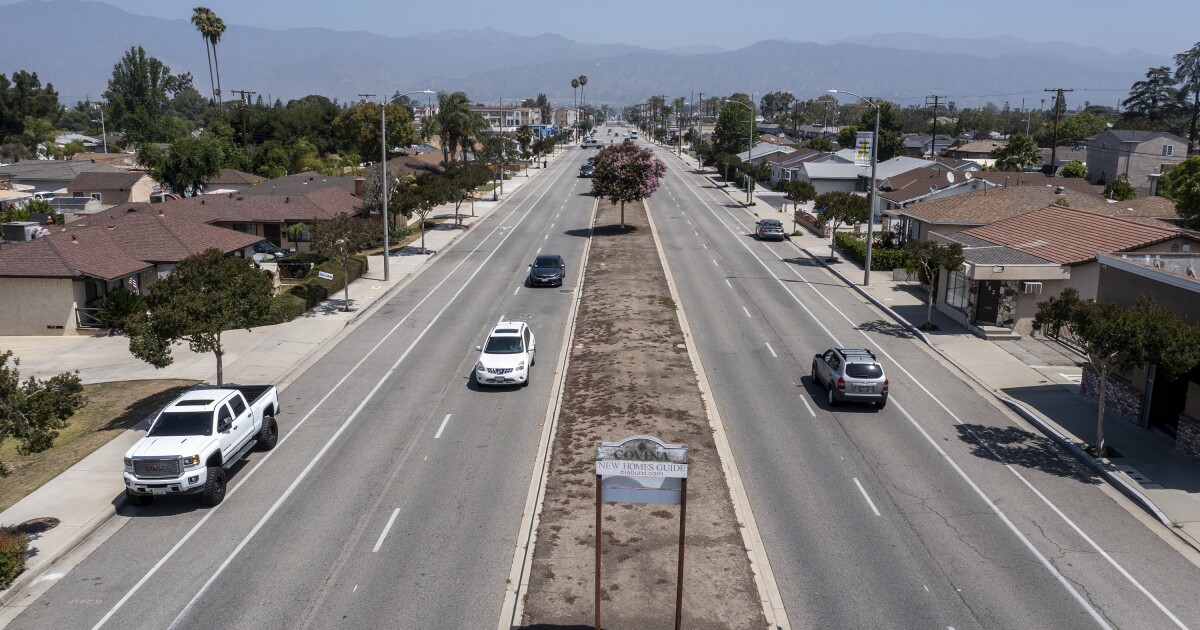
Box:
[123,385,280,506]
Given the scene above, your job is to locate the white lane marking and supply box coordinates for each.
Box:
[702,243,708,249]
[712,258,719,267]
[434,413,452,439]
[133,150,581,630]
[694,230,699,236]
[372,508,402,553]
[742,306,752,318]
[765,343,777,358]
[536,248,541,255]
[550,223,554,229]
[544,234,548,240]
[513,286,520,296]
[353,585,358,593]
[891,398,1111,628]
[852,478,881,516]
[799,395,815,417]
[725,279,732,289]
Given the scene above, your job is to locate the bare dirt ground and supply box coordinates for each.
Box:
[520,199,765,629]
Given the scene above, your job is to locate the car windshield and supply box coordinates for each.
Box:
[761,222,782,229]
[534,257,560,268]
[148,411,213,437]
[845,364,883,379]
[484,336,524,354]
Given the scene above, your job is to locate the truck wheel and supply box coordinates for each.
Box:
[126,489,153,507]
[257,416,279,451]
[201,467,226,506]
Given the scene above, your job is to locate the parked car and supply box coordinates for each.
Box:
[811,348,889,408]
[475,321,536,386]
[252,241,291,264]
[579,164,595,177]
[123,385,280,506]
[528,253,566,287]
[754,219,786,241]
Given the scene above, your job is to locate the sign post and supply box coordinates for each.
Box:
[594,435,689,630]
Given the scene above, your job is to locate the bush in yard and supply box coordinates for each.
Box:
[0,528,28,590]
[833,232,909,271]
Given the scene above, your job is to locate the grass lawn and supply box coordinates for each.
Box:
[0,379,198,512]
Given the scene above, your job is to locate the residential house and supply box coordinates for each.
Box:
[945,139,1012,168]
[929,206,1194,338]
[242,171,358,197]
[0,206,261,335]
[877,165,993,211]
[66,171,157,205]
[552,108,579,130]
[0,160,126,195]
[204,168,264,194]
[71,152,141,169]
[1085,129,1187,191]
[1092,251,1200,461]
[902,134,955,158]
[386,153,447,177]
[471,106,542,132]
[769,150,827,184]
[796,123,840,141]
[0,179,34,212]
[1039,145,1087,174]
[735,141,796,165]
[794,155,937,198]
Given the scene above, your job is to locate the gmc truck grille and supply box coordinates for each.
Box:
[133,458,182,478]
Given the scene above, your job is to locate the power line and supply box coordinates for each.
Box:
[1045,87,1074,174]
[229,90,256,149]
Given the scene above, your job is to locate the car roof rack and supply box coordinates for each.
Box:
[837,348,877,360]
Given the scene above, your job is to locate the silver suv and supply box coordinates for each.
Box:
[811,348,888,408]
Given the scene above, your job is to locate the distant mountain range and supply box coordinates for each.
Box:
[0,0,1168,109]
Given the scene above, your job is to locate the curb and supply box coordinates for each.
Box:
[795,247,1188,544]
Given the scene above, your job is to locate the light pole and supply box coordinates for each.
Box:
[828,89,879,286]
[381,89,435,281]
[92,103,107,154]
[722,98,756,205]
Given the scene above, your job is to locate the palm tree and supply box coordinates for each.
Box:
[435,92,488,164]
[207,12,227,104]
[578,75,588,128]
[191,7,216,102]
[1175,41,1200,152]
[570,78,579,140]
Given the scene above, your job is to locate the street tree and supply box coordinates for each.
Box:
[711,96,757,158]
[0,351,85,476]
[776,179,816,211]
[103,46,175,142]
[837,125,859,149]
[805,136,833,152]
[445,162,489,220]
[903,240,965,329]
[1103,174,1138,201]
[815,191,868,261]
[1060,160,1087,178]
[591,141,667,229]
[358,164,417,230]
[311,213,376,311]
[516,124,533,155]
[127,248,273,385]
[435,91,488,163]
[992,133,1042,171]
[137,133,225,196]
[1160,155,1200,228]
[1176,41,1200,152]
[332,101,415,163]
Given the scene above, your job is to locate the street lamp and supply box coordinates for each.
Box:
[381,89,435,281]
[722,98,756,205]
[91,103,107,154]
[828,89,879,286]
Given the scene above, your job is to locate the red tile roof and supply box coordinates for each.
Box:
[962,206,1177,265]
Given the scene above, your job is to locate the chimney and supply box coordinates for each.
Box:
[354,178,365,198]
[271,185,276,195]
[285,196,290,203]
[1004,177,1009,189]
[228,192,233,198]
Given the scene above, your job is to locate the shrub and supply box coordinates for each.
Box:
[0,529,28,590]
[834,232,909,271]
[282,255,369,312]
[265,293,308,324]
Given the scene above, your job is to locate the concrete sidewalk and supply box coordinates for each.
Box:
[0,151,567,608]
[662,143,1200,551]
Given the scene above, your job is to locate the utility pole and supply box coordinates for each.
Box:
[230,90,256,149]
[925,95,946,157]
[1044,88,1073,175]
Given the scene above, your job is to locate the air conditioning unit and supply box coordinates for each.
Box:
[1021,281,1043,294]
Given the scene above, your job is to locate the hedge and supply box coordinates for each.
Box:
[0,529,28,590]
[264,254,368,324]
[833,231,909,271]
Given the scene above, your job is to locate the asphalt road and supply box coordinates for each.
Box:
[9,147,596,629]
[643,140,1200,629]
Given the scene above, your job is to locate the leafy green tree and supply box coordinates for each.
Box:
[311,213,376,311]
[62,140,85,159]
[859,101,905,162]
[332,102,415,164]
[1060,160,1087,178]
[0,351,85,476]
[1056,112,1110,146]
[837,125,859,149]
[103,46,175,142]
[358,164,416,229]
[992,133,1042,171]
[1176,41,1200,152]
[95,288,147,330]
[1122,66,1180,126]
[711,96,757,158]
[805,136,833,152]
[759,91,796,120]
[410,173,456,251]
[22,199,54,220]
[591,141,667,229]
[0,71,62,144]
[445,162,489,220]
[1160,155,1200,227]
[19,116,55,155]
[903,241,965,328]
[515,124,533,155]
[138,133,225,196]
[1101,174,1137,201]
[127,248,273,385]
[816,191,868,261]
[777,179,816,210]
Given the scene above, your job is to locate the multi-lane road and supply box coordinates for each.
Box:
[9,128,1200,630]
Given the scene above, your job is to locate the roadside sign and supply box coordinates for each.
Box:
[317,271,334,280]
[855,131,874,166]
[596,435,688,504]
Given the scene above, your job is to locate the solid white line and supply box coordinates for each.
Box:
[799,395,815,417]
[434,413,452,439]
[147,150,579,630]
[852,478,881,516]
[742,306,752,318]
[372,508,401,553]
[765,343,777,358]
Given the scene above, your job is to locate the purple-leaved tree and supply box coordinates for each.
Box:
[590,141,667,229]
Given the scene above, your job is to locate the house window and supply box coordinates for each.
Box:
[1163,145,1174,156]
[232,223,258,236]
[90,192,102,201]
[946,270,969,311]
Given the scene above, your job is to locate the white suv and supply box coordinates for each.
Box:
[475,321,536,386]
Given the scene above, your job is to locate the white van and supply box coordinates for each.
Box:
[629,130,639,139]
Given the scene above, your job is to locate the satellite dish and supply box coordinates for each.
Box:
[946,171,955,184]
[965,172,973,180]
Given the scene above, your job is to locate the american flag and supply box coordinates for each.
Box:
[127,274,139,291]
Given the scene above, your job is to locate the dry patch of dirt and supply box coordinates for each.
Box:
[520,199,764,629]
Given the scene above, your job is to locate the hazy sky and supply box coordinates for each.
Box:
[52,0,1200,56]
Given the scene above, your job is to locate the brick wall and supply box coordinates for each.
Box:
[1177,414,1200,464]
[1080,364,1144,426]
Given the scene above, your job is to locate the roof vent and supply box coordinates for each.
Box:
[70,235,78,244]
[237,196,244,201]
[228,193,233,198]
[271,185,276,195]
[1055,186,1065,194]
[285,197,290,203]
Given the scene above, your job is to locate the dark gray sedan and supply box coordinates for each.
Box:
[527,254,566,287]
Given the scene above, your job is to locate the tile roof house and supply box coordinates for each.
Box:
[1085,129,1187,192]
[945,139,1015,168]
[242,171,358,197]
[66,171,157,205]
[0,160,126,194]
[205,168,265,193]
[926,206,1196,337]
[386,153,447,176]
[735,142,796,165]
[0,205,261,335]
[903,134,955,157]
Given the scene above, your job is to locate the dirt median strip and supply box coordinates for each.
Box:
[520,198,765,629]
